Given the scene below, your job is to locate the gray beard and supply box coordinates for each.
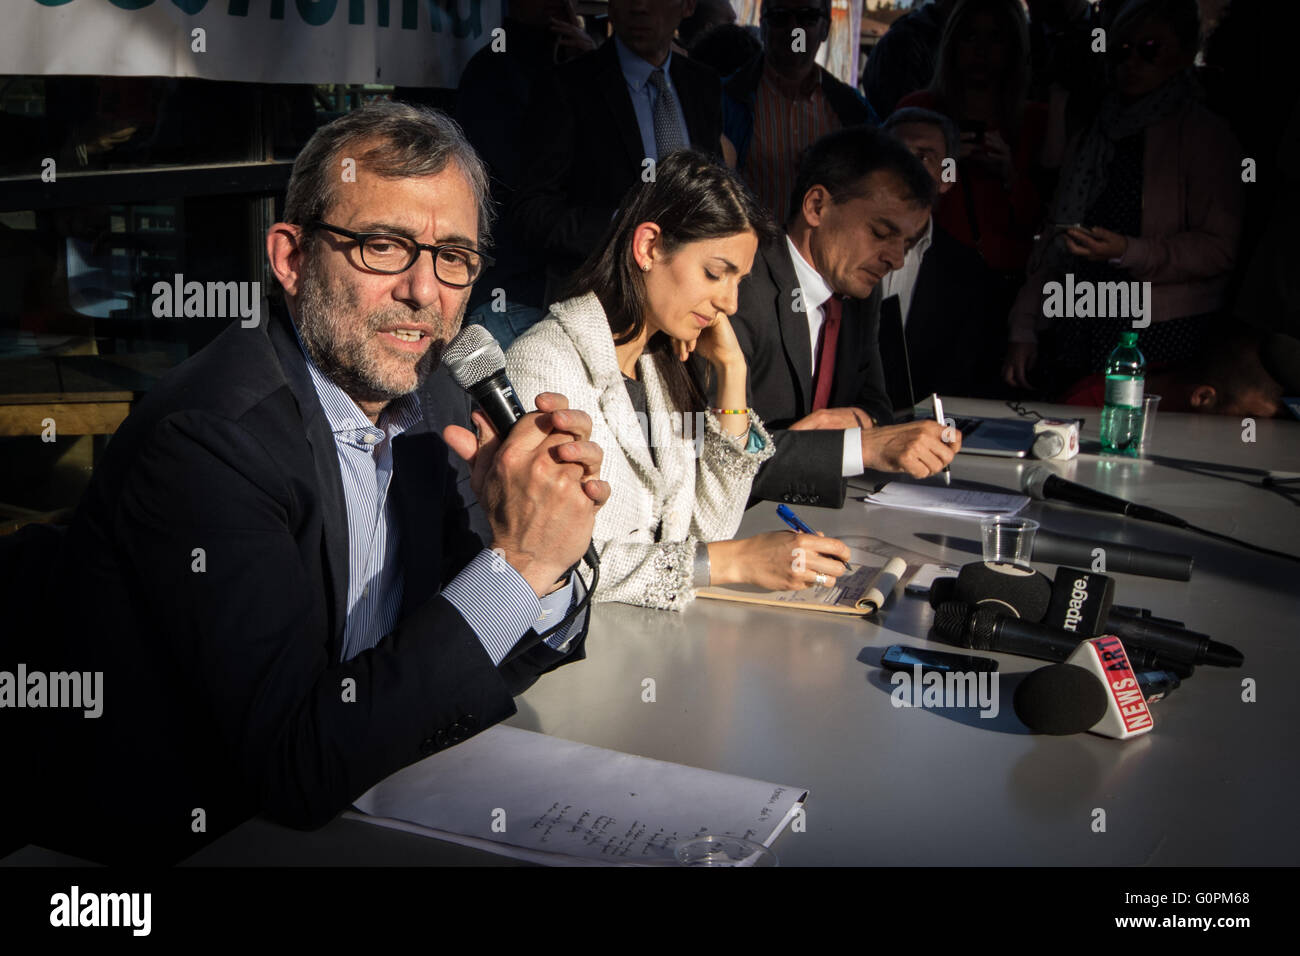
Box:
[293,255,450,406]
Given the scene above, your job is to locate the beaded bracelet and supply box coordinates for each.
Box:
[710,407,749,415]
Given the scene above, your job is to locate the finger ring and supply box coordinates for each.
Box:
[814,573,828,587]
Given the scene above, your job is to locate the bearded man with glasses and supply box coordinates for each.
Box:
[31,102,609,865]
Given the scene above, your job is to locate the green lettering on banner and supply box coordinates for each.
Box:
[33,0,482,36]
[227,0,288,17]
[417,0,482,37]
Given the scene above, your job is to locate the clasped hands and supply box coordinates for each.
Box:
[444,393,610,597]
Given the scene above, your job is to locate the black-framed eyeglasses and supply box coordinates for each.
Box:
[765,7,827,29]
[307,220,493,287]
[1112,38,1162,64]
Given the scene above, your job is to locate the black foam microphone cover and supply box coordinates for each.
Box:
[954,562,1052,620]
[1013,663,1109,735]
[928,576,958,607]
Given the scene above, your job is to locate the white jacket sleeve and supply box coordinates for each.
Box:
[690,409,774,543]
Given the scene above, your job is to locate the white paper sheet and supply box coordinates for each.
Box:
[349,726,808,866]
[857,482,1030,519]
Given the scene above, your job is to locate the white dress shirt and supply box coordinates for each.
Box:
[878,215,934,328]
[785,235,864,477]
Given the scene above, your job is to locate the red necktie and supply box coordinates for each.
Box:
[811,295,842,411]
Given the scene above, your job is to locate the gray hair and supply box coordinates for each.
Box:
[283,100,494,250]
[883,107,961,160]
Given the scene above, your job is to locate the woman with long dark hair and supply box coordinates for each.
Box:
[506,150,852,611]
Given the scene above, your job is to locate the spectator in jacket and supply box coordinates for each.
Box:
[1003,0,1244,392]
[722,0,878,216]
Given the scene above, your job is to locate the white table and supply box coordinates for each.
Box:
[10,399,1296,866]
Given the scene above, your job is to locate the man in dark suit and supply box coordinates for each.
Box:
[732,127,961,507]
[512,0,723,302]
[878,108,1003,407]
[31,103,610,865]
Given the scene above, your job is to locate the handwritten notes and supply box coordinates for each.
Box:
[348,726,807,866]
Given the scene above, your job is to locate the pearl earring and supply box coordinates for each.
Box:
[641,262,651,272]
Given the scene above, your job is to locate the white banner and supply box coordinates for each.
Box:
[9,0,502,88]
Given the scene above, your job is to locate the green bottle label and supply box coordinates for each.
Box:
[1105,375,1144,408]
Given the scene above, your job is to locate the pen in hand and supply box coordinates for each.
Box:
[932,393,952,486]
[776,504,854,573]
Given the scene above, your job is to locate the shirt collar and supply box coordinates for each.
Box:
[615,34,672,92]
[912,215,934,258]
[286,303,422,441]
[785,234,834,313]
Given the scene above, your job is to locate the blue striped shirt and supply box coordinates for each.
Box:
[294,327,582,664]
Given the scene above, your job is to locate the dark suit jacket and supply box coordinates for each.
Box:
[33,302,586,864]
[511,37,723,301]
[731,238,893,508]
[878,223,1003,409]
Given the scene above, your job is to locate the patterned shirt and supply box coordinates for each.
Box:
[746,70,840,218]
[292,322,581,663]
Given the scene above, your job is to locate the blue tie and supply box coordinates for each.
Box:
[649,69,687,159]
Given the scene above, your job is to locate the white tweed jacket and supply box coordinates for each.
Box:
[505,291,774,611]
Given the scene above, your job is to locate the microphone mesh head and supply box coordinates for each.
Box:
[1013,663,1109,735]
[969,606,1001,650]
[444,324,506,389]
[1022,464,1050,500]
[932,601,971,646]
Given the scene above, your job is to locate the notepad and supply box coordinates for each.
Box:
[348,726,808,866]
[857,482,1030,518]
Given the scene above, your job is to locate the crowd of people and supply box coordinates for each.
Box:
[461,0,1294,411]
[13,0,1298,864]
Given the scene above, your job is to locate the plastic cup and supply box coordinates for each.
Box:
[1138,395,1161,454]
[980,516,1039,569]
[673,835,779,867]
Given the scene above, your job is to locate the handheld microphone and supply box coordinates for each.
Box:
[1033,529,1194,581]
[1022,465,1187,528]
[1040,569,1243,668]
[1013,639,1162,739]
[443,324,601,580]
[444,324,528,436]
[1106,606,1243,668]
[931,600,1173,672]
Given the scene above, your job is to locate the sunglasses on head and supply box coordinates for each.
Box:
[765,7,827,28]
[1112,38,1162,64]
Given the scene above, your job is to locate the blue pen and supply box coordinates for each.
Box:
[776,504,854,572]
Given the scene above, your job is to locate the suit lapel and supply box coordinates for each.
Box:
[391,427,444,616]
[668,55,705,150]
[767,241,815,412]
[598,40,650,167]
[267,302,349,661]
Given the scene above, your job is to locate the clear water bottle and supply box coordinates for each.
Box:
[1100,331,1145,456]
